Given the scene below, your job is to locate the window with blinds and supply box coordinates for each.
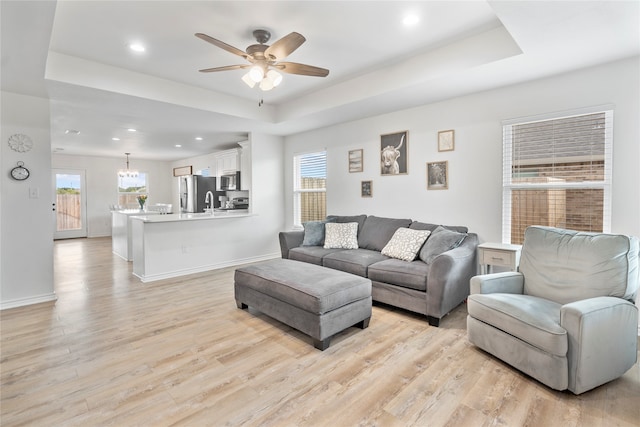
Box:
[502,108,613,244]
[293,151,327,227]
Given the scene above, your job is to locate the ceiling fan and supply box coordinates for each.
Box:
[195,29,329,91]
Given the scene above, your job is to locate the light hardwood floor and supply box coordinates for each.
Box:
[1,237,638,426]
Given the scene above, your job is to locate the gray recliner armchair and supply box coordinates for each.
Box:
[467,226,639,394]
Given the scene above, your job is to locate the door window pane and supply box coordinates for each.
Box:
[56,173,82,231]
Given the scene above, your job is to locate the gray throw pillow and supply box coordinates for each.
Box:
[419,225,467,264]
[301,219,335,246]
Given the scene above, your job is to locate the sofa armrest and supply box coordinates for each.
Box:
[560,296,638,394]
[426,233,478,321]
[279,230,305,259]
[470,272,524,295]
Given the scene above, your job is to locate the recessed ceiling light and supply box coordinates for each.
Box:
[127,128,137,132]
[195,137,203,141]
[403,14,420,26]
[65,129,80,135]
[175,144,182,148]
[112,137,120,141]
[129,43,145,53]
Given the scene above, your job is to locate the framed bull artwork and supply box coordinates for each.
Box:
[380,131,408,175]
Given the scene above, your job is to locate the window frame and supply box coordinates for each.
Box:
[293,150,327,228]
[117,172,149,208]
[502,105,613,244]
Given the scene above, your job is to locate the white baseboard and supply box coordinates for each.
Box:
[134,253,281,283]
[0,293,58,310]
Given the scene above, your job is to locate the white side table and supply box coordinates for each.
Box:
[478,243,522,274]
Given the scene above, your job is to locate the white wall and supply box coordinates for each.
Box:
[170,134,286,258]
[1,91,55,309]
[284,57,640,242]
[52,154,173,237]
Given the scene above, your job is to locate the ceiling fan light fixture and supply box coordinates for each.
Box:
[267,70,283,87]
[259,78,274,91]
[249,65,264,83]
[241,72,257,88]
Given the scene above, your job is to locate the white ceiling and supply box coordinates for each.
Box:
[1,1,639,161]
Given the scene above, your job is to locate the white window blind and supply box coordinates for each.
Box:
[502,108,613,244]
[293,151,327,227]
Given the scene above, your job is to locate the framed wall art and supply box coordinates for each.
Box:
[380,131,408,175]
[427,161,449,190]
[438,129,455,152]
[349,149,363,173]
[173,165,192,176]
[361,180,373,197]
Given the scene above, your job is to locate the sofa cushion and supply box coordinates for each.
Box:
[301,218,336,246]
[358,215,412,251]
[368,259,430,291]
[467,293,567,356]
[322,249,389,277]
[419,225,467,264]
[324,222,359,249]
[289,246,346,266]
[381,228,431,261]
[520,226,640,304]
[410,221,469,234]
[326,214,367,238]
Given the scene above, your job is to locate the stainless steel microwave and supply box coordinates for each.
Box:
[220,172,240,190]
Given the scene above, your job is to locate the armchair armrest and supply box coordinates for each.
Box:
[470,272,524,295]
[278,230,304,259]
[560,296,638,394]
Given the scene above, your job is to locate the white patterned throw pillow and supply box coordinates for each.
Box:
[324,222,359,249]
[381,228,431,261]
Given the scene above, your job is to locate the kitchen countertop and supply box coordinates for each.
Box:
[130,210,251,223]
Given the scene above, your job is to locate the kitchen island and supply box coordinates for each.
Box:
[130,211,278,282]
[112,209,163,261]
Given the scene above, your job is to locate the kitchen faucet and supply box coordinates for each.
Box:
[204,191,214,212]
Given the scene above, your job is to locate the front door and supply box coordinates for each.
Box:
[53,169,87,239]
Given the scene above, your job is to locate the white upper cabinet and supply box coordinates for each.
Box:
[214,148,240,177]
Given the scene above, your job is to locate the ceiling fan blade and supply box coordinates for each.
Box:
[264,32,306,61]
[195,33,248,58]
[199,65,250,73]
[276,62,329,77]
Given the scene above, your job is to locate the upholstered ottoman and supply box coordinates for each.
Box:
[234,259,372,350]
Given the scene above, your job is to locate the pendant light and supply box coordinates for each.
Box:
[118,153,139,178]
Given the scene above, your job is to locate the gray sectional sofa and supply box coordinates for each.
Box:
[279,214,478,326]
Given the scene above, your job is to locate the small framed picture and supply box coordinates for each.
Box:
[173,165,192,176]
[438,129,455,152]
[380,131,408,175]
[349,149,363,173]
[427,161,448,190]
[361,180,373,197]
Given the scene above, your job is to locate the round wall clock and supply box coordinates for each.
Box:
[8,134,33,153]
[10,161,30,181]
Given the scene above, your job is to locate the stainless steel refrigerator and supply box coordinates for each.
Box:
[178,175,219,213]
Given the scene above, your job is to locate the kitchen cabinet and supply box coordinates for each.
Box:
[215,148,240,177]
